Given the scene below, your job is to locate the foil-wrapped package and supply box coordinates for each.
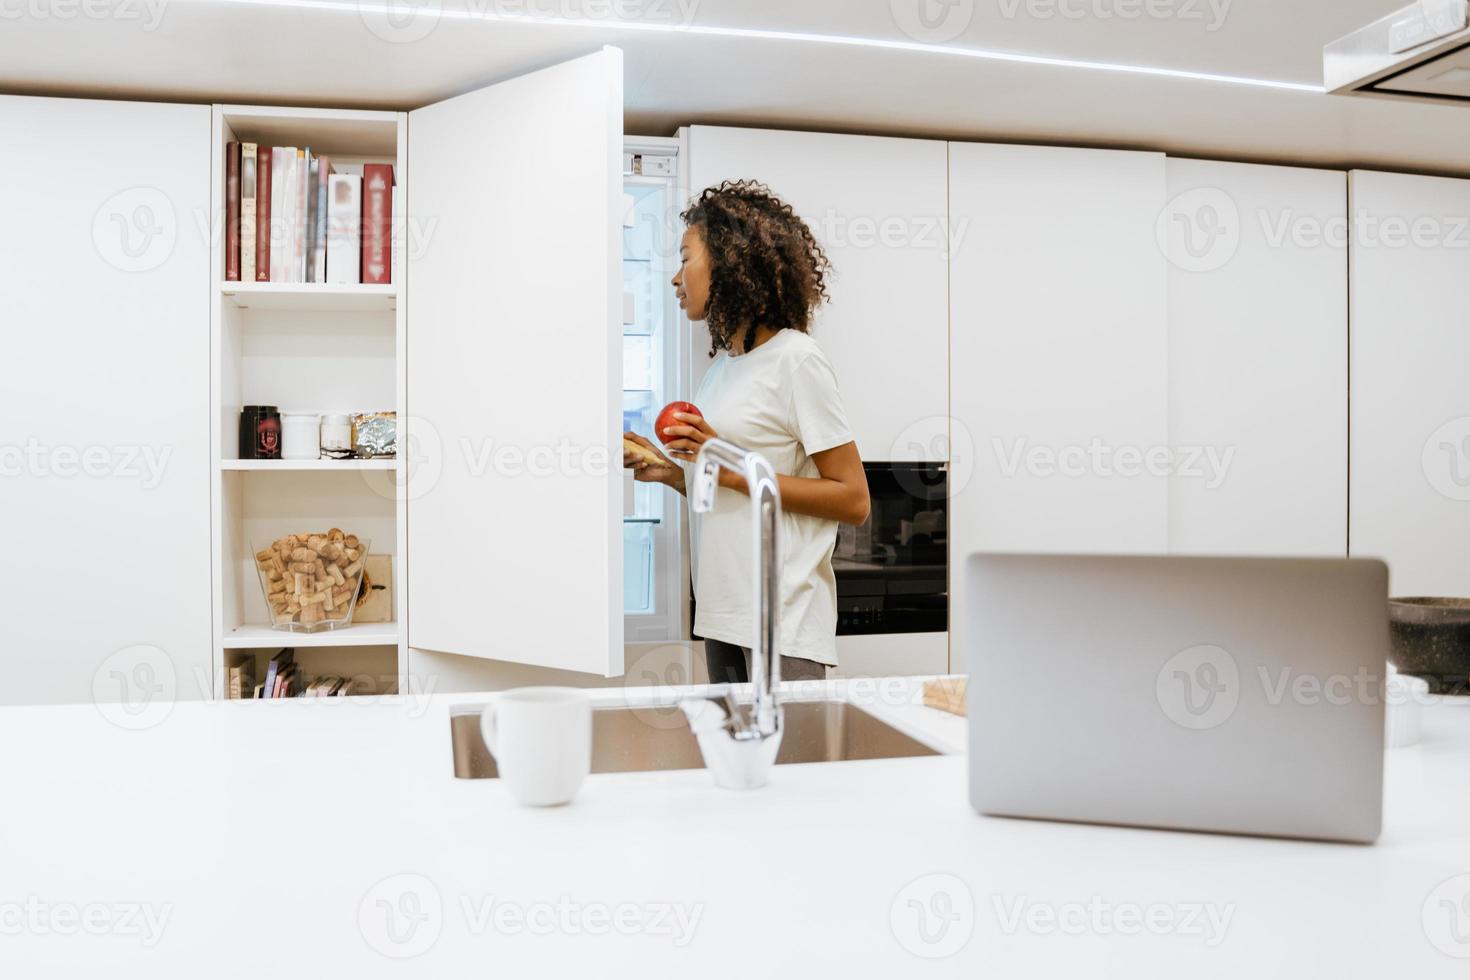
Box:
[352,412,397,458]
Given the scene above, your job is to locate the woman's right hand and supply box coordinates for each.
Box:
[623,432,683,488]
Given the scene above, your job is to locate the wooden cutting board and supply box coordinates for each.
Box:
[922,677,967,716]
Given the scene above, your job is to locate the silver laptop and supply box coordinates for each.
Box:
[966,554,1388,843]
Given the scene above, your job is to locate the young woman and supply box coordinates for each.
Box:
[623,180,870,683]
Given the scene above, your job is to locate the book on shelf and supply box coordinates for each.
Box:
[227,144,389,285]
[228,660,255,700]
[225,141,241,281]
[253,682,265,699]
[326,173,362,285]
[286,147,300,283]
[304,154,319,283]
[294,148,309,283]
[261,648,294,700]
[310,155,333,283]
[284,148,298,284]
[275,664,299,699]
[292,675,350,698]
[269,146,292,283]
[240,143,257,282]
[287,148,303,283]
[361,163,394,285]
[254,146,272,282]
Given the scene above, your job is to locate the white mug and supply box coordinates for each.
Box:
[480,687,592,806]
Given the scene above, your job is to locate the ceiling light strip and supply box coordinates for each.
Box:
[218,0,1325,94]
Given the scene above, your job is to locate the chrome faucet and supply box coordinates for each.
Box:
[679,438,784,788]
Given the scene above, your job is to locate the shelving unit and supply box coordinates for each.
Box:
[209,104,409,700]
[219,459,397,472]
[222,644,399,699]
[222,623,399,649]
[221,281,397,313]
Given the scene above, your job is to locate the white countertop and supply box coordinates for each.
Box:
[2,676,1468,977]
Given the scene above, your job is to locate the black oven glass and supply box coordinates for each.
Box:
[833,462,948,635]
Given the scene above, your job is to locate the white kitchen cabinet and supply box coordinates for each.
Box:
[1165,159,1347,556]
[208,50,625,693]
[684,126,950,461]
[1349,170,1470,597]
[0,95,212,706]
[407,48,626,676]
[948,142,1170,559]
[947,143,1168,693]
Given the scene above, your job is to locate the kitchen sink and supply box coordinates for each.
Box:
[449,697,940,779]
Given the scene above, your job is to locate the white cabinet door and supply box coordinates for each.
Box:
[1350,170,1470,596]
[407,48,624,674]
[0,95,212,706]
[685,126,950,461]
[948,143,1170,559]
[1165,159,1347,556]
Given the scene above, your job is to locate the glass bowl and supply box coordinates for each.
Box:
[253,532,371,633]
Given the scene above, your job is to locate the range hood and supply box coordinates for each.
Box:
[1326,0,1470,103]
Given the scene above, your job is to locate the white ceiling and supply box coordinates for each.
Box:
[2,0,1468,175]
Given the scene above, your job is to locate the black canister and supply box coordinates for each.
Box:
[1389,598,1470,695]
[239,405,281,460]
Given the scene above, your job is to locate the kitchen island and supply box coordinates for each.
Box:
[1,676,1466,977]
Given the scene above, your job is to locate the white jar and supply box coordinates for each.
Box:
[281,413,322,460]
[320,414,353,455]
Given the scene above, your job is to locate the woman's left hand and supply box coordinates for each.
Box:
[661,412,719,462]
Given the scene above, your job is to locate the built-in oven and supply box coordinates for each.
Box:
[833,462,947,635]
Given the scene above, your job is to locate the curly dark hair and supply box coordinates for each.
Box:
[680,180,832,356]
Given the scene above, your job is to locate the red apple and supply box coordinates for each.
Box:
[655,401,702,446]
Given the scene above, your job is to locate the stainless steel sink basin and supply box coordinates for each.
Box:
[450,697,939,779]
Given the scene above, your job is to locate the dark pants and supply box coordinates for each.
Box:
[703,637,828,684]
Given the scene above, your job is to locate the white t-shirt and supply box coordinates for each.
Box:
[689,329,855,666]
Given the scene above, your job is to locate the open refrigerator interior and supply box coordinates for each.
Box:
[622,140,689,644]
